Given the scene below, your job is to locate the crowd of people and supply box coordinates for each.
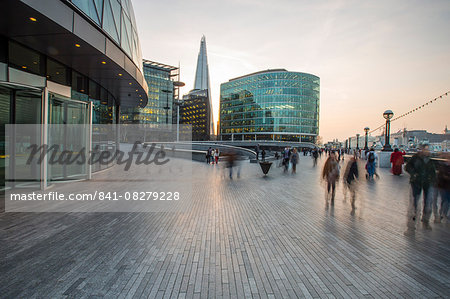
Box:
[203,144,450,226]
[320,145,449,226]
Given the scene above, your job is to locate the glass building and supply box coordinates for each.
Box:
[0,0,148,189]
[121,60,179,124]
[220,69,319,143]
[180,89,211,141]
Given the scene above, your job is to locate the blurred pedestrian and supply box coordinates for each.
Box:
[283,147,290,172]
[291,148,299,173]
[365,148,378,180]
[211,148,215,164]
[226,151,238,179]
[343,154,359,214]
[215,148,220,164]
[390,148,405,175]
[261,149,266,161]
[206,147,212,164]
[322,152,340,205]
[312,148,319,167]
[434,153,450,223]
[405,144,436,228]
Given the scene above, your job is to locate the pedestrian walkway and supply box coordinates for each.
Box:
[0,155,449,298]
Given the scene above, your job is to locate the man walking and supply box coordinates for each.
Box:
[405,144,436,229]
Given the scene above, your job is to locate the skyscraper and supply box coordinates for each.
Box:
[181,36,214,140]
[194,36,211,91]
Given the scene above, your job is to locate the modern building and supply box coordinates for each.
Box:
[220,69,320,143]
[121,60,180,124]
[180,36,213,140]
[0,0,148,188]
[180,89,211,141]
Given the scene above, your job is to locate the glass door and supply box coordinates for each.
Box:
[0,84,42,190]
[48,93,90,182]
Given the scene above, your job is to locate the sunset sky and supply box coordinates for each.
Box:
[133,0,450,142]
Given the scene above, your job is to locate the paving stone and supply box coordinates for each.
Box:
[0,155,449,298]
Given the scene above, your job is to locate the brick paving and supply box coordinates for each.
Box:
[0,155,449,298]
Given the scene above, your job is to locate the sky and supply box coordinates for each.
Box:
[132,0,450,143]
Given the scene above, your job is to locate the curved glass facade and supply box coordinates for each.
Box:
[220,70,320,142]
[68,0,143,69]
[0,0,147,188]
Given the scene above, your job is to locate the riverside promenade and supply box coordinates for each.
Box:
[1,155,449,298]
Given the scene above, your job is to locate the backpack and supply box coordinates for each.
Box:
[368,152,375,163]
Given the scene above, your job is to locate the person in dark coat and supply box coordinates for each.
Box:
[434,153,450,222]
[343,155,359,214]
[405,144,436,228]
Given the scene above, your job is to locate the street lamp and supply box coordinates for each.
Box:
[382,110,394,151]
[364,127,370,150]
[173,81,185,142]
[356,134,360,150]
[161,89,172,125]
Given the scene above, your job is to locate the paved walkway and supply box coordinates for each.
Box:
[1,155,449,298]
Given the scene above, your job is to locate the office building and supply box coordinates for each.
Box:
[0,0,147,188]
[220,69,320,143]
[121,60,180,124]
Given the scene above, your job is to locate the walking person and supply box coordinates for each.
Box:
[291,148,299,173]
[405,144,436,229]
[390,148,405,175]
[283,147,290,172]
[322,152,340,205]
[206,147,212,164]
[365,148,378,180]
[312,149,319,167]
[210,148,215,164]
[343,154,359,214]
[261,149,266,161]
[214,148,220,164]
[434,153,450,223]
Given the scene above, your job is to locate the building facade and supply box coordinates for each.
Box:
[0,0,147,189]
[180,36,213,140]
[121,60,179,124]
[220,69,320,143]
[180,89,211,141]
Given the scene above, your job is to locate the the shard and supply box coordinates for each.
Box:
[180,35,214,140]
[194,35,211,92]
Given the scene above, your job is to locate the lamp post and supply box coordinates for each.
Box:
[364,127,369,150]
[173,81,185,142]
[161,89,172,125]
[382,110,394,151]
[356,134,360,150]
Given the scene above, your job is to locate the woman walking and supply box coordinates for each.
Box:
[343,154,359,214]
[322,152,340,205]
[214,148,220,164]
[290,148,299,173]
[390,148,405,175]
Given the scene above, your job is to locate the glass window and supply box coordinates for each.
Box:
[47,59,69,86]
[120,13,132,56]
[0,36,7,63]
[110,0,122,40]
[94,0,104,22]
[8,41,44,76]
[89,79,101,100]
[72,71,88,94]
[102,0,120,43]
[71,0,101,25]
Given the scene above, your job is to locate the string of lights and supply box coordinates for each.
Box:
[369,91,449,134]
